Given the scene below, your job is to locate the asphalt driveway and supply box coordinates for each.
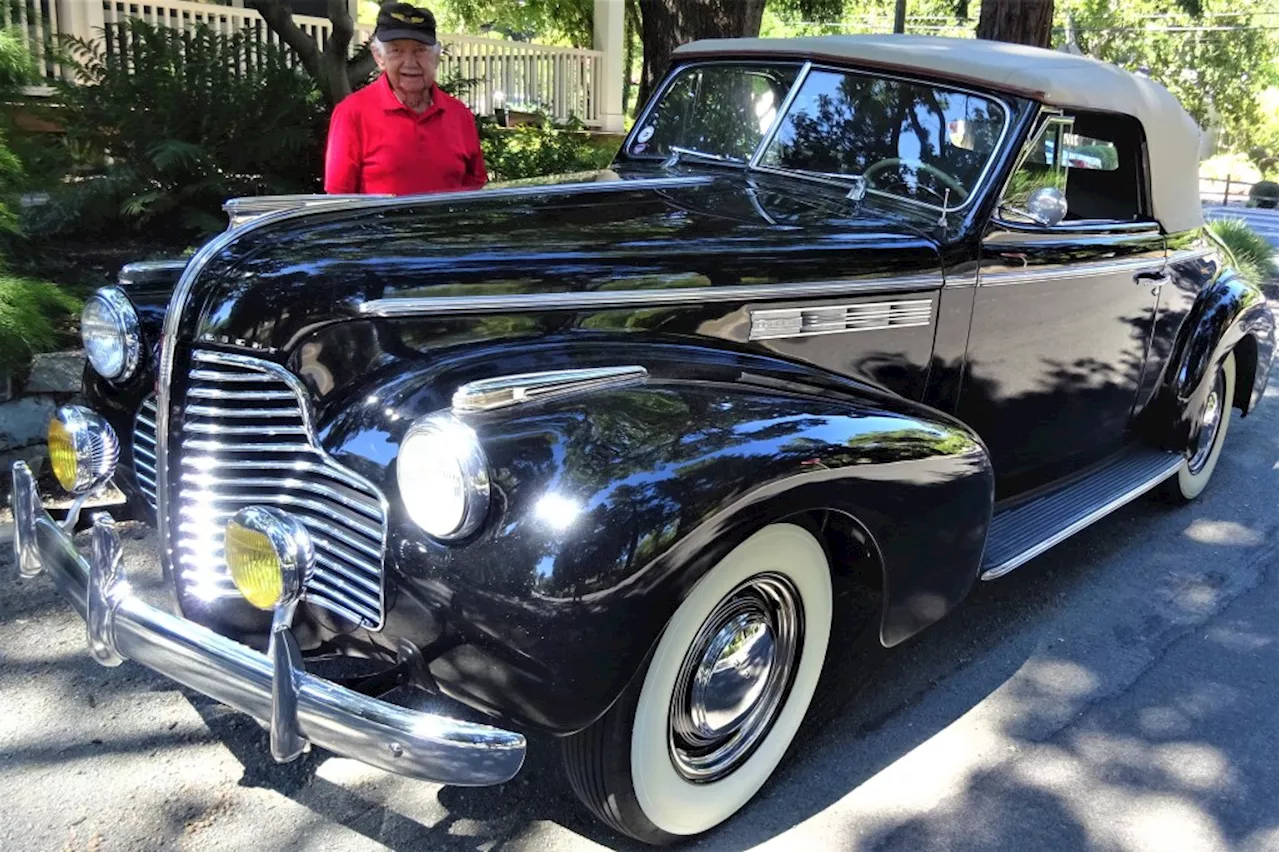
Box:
[1,367,1276,852]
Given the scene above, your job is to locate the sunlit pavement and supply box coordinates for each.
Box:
[2,358,1276,851]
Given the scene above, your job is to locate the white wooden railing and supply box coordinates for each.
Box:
[2,1,61,83]
[5,0,604,126]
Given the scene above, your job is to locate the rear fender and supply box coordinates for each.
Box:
[1151,262,1275,450]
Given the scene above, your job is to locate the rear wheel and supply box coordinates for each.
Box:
[562,523,833,844]
[1165,351,1235,502]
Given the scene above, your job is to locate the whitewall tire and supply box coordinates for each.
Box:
[562,522,833,844]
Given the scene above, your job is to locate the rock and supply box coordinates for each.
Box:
[25,351,85,395]
[0,396,56,451]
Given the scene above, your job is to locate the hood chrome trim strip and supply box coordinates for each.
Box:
[452,366,650,414]
[359,273,944,318]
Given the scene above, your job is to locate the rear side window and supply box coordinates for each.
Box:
[1000,110,1149,224]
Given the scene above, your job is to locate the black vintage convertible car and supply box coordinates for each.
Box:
[12,34,1275,843]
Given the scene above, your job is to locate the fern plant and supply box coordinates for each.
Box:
[43,19,327,239]
[1207,217,1279,289]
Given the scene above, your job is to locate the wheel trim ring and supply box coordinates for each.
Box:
[666,573,803,783]
[1188,369,1226,474]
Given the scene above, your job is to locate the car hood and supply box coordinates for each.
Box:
[180,167,944,352]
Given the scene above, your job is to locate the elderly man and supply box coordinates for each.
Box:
[324,3,487,195]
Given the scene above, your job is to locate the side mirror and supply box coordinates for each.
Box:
[1025,187,1068,227]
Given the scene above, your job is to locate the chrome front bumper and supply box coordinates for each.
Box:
[9,460,525,786]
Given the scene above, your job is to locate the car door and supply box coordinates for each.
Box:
[957,110,1166,500]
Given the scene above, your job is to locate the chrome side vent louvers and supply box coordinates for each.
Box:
[173,351,387,629]
[749,299,934,341]
[132,396,158,510]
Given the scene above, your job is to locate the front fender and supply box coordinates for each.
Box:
[318,340,993,734]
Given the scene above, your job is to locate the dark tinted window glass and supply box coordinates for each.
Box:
[629,64,802,162]
[762,69,1006,206]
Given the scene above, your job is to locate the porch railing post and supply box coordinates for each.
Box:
[593,0,625,132]
[54,0,107,80]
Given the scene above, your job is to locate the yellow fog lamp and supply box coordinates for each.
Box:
[224,506,315,610]
[47,406,120,494]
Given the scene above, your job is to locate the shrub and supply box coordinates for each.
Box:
[40,19,327,240]
[478,115,618,182]
[1207,217,1279,289]
[0,26,37,235]
[1247,180,1278,209]
[0,278,81,373]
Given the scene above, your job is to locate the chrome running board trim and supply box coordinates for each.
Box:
[980,448,1184,581]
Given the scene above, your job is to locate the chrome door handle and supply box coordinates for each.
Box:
[1134,270,1171,287]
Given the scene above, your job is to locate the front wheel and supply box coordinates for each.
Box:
[1165,351,1236,502]
[562,523,833,844]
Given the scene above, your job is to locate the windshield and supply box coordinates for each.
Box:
[628,62,1008,209]
[627,64,803,162]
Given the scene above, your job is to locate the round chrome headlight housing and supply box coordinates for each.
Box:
[397,412,490,540]
[81,287,141,381]
[224,506,315,611]
[47,405,119,495]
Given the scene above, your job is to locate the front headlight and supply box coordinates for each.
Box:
[81,287,141,381]
[397,412,490,540]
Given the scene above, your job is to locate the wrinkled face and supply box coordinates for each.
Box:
[376,38,439,95]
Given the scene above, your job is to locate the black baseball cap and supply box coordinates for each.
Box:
[375,2,438,46]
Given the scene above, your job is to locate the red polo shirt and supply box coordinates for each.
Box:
[324,75,487,195]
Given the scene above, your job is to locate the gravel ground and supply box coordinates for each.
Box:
[1,367,1276,852]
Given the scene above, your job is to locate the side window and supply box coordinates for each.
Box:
[1000,110,1150,226]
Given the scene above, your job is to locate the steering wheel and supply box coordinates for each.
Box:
[863,158,969,204]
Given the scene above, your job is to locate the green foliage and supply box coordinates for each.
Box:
[1248,180,1278,209]
[478,116,618,181]
[434,0,594,47]
[1207,217,1279,288]
[0,278,81,373]
[1058,0,1279,163]
[40,19,327,240]
[0,27,37,235]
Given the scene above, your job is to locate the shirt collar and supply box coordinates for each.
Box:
[376,74,443,117]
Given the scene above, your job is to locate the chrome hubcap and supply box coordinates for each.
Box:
[669,574,802,782]
[1189,372,1225,474]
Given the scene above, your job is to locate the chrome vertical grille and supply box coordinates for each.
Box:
[132,395,158,509]
[173,350,387,628]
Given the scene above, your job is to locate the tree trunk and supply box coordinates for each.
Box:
[975,0,1054,48]
[248,0,370,106]
[634,0,766,110]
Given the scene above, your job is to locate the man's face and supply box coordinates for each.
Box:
[376,39,439,95]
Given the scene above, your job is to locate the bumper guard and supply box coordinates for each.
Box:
[9,460,526,786]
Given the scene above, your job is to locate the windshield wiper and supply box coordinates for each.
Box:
[662,145,746,169]
[786,169,869,202]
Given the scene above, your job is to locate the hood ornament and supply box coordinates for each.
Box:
[846,175,867,203]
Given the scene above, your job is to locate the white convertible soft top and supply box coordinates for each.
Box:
[673,35,1204,233]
